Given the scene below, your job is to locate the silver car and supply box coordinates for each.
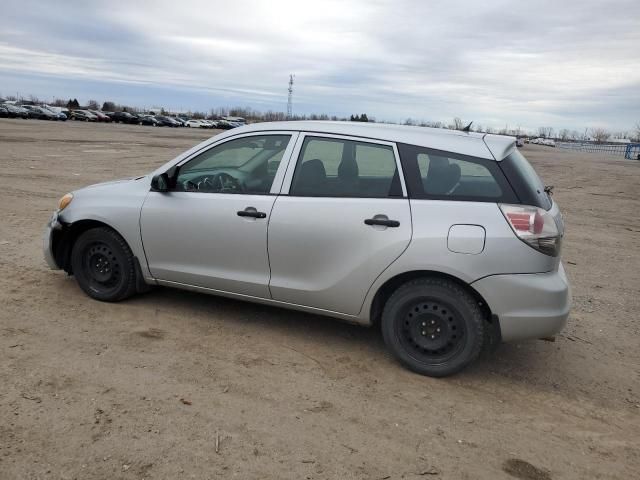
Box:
[44,121,570,376]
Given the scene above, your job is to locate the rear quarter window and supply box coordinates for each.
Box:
[398,143,518,203]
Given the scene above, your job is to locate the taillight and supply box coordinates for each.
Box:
[499,204,561,256]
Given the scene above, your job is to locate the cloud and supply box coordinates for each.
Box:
[1,0,639,131]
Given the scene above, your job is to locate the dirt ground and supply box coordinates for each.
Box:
[1,119,639,480]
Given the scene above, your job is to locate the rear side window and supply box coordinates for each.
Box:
[290,136,402,198]
[398,143,517,202]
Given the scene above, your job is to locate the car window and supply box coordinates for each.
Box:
[175,135,291,194]
[398,143,518,202]
[289,136,401,198]
[501,150,552,210]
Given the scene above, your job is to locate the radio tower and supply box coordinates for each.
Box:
[287,74,294,119]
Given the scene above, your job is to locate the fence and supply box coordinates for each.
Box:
[556,142,640,159]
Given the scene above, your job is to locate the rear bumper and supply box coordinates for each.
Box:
[471,263,571,342]
[43,211,62,270]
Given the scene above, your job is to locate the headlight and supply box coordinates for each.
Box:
[58,193,73,211]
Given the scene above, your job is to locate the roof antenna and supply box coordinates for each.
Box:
[462,121,473,132]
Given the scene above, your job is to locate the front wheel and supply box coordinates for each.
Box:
[71,227,138,302]
[381,278,485,377]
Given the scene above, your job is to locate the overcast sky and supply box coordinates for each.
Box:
[1,0,639,132]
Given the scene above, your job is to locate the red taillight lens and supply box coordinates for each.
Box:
[506,212,531,232]
[500,204,561,256]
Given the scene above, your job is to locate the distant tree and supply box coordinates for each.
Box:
[404,118,415,126]
[537,126,554,138]
[452,117,464,130]
[570,130,580,141]
[634,122,640,141]
[66,98,80,109]
[590,128,610,143]
[559,129,570,141]
[87,99,99,110]
[102,101,116,111]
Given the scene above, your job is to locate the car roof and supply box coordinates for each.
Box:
[211,121,515,160]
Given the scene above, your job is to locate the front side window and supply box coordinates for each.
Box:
[398,143,517,202]
[289,136,401,197]
[175,135,291,194]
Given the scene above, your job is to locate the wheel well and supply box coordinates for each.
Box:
[369,270,494,328]
[54,219,122,274]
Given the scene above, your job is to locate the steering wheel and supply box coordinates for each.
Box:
[212,172,243,192]
[185,172,243,193]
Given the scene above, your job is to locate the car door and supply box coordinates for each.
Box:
[267,133,412,316]
[140,132,298,298]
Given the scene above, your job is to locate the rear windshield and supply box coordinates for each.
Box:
[500,150,552,210]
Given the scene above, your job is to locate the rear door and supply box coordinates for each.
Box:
[267,133,411,315]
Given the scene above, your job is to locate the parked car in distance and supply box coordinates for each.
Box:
[4,104,30,118]
[221,116,246,125]
[25,106,58,120]
[542,139,556,147]
[215,119,236,129]
[139,115,159,127]
[89,110,111,122]
[70,110,98,122]
[154,115,180,127]
[0,105,9,117]
[516,137,525,147]
[170,117,187,126]
[42,107,67,121]
[184,119,205,128]
[110,111,139,124]
[44,121,570,377]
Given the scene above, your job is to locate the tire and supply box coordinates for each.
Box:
[71,227,138,302]
[381,278,485,377]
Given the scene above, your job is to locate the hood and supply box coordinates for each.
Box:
[75,176,147,193]
[80,175,146,190]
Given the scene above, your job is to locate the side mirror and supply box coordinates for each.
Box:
[150,173,170,192]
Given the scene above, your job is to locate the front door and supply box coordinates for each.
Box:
[141,133,296,298]
[268,134,412,315]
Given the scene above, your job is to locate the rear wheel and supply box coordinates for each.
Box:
[381,278,484,377]
[71,227,138,302]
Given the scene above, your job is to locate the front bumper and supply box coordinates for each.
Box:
[471,263,571,342]
[43,211,62,270]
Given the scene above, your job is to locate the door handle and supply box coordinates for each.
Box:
[364,218,400,227]
[237,208,267,219]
